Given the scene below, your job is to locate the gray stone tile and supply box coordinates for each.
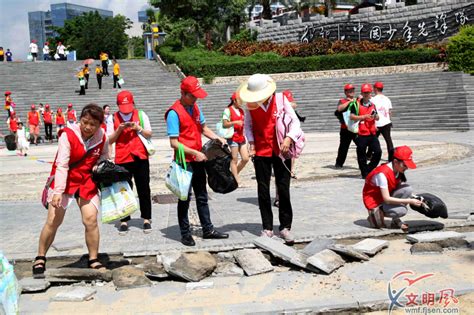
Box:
[352,239,389,256]
[51,287,96,302]
[406,231,466,243]
[234,249,274,276]
[307,249,345,274]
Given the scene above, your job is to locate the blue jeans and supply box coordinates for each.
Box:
[177,162,213,236]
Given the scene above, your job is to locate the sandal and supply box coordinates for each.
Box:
[391,219,409,233]
[32,256,47,277]
[88,258,106,270]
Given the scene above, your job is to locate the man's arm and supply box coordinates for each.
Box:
[169,137,207,162]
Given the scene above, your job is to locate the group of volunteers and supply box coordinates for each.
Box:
[76,52,121,95]
[29,74,423,277]
[28,40,67,62]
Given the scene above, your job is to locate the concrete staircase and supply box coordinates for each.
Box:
[1,60,472,138]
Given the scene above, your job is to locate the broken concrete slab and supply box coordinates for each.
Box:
[433,238,470,249]
[51,287,96,302]
[166,251,217,282]
[212,261,244,277]
[301,238,335,257]
[410,243,443,254]
[327,244,370,261]
[159,251,181,270]
[352,239,389,256]
[51,241,83,252]
[186,281,214,291]
[234,249,274,276]
[215,251,236,263]
[112,266,152,290]
[307,249,345,274]
[19,277,51,293]
[407,221,444,233]
[135,262,169,280]
[254,236,298,261]
[45,268,112,282]
[406,231,466,244]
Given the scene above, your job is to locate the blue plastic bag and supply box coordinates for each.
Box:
[0,252,20,315]
[165,144,193,201]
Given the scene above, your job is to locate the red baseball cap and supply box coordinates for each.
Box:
[31,104,36,109]
[116,90,135,113]
[361,83,373,93]
[374,82,384,89]
[393,146,417,169]
[283,90,294,102]
[5,91,11,96]
[58,107,62,112]
[45,104,50,109]
[344,84,355,91]
[181,76,207,99]
[231,92,238,101]
[67,103,73,108]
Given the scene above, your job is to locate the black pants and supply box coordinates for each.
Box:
[377,123,394,161]
[84,74,89,89]
[44,123,53,140]
[79,85,85,95]
[102,60,109,76]
[177,162,213,237]
[118,157,152,222]
[97,75,102,89]
[335,127,357,167]
[355,135,382,178]
[253,155,293,231]
[113,74,121,88]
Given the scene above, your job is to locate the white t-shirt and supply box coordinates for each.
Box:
[118,111,152,131]
[43,45,50,54]
[57,45,65,54]
[372,94,392,127]
[104,114,114,135]
[29,43,38,53]
[371,162,401,189]
[222,106,242,121]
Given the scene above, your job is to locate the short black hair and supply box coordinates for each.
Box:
[103,104,110,110]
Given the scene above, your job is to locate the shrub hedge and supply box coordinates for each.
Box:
[158,46,441,79]
[447,25,474,74]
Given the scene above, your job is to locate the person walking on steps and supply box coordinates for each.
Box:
[4,91,14,121]
[27,104,41,145]
[334,84,357,169]
[83,64,90,89]
[55,108,66,138]
[66,103,77,127]
[100,51,109,76]
[371,81,394,161]
[77,68,86,95]
[95,64,103,89]
[29,40,38,62]
[112,58,121,89]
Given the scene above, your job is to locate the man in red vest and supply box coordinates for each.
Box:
[43,104,53,143]
[334,83,357,168]
[350,83,382,178]
[240,74,301,244]
[165,76,229,246]
[363,146,422,232]
[109,91,153,234]
[27,104,41,145]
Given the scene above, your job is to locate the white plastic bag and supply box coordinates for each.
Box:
[26,54,33,61]
[100,181,138,223]
[117,77,124,85]
[165,144,192,201]
[215,121,234,139]
[342,100,359,134]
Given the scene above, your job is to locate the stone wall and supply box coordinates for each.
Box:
[256,0,473,43]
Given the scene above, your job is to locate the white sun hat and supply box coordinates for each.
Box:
[238,74,277,104]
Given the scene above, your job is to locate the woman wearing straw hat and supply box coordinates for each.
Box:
[240,74,301,244]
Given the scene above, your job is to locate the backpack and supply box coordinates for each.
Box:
[342,100,360,133]
[275,93,305,160]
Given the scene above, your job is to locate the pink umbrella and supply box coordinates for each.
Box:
[83,58,95,65]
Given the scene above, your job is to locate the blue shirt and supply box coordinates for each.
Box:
[166,104,206,137]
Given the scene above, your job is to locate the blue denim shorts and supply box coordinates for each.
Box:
[227,139,246,148]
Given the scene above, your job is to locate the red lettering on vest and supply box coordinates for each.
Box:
[249,96,279,157]
[114,109,148,164]
[363,163,401,210]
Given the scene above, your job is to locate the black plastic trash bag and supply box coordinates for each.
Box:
[202,139,238,194]
[410,193,448,219]
[4,135,16,151]
[92,160,131,186]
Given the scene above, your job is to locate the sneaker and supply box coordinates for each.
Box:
[119,224,128,235]
[181,235,196,246]
[143,222,152,234]
[260,230,274,238]
[203,230,229,239]
[279,228,295,245]
[334,164,343,169]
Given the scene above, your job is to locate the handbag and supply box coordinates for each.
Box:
[100,181,138,223]
[342,100,359,134]
[137,110,155,155]
[216,121,234,139]
[165,143,193,201]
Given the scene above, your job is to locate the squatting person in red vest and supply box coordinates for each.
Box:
[363,145,423,232]
[222,91,249,185]
[32,104,110,276]
[43,104,54,143]
[350,83,382,178]
[334,83,357,169]
[108,90,153,234]
[165,76,229,246]
[66,103,77,127]
[27,104,41,145]
[240,74,301,244]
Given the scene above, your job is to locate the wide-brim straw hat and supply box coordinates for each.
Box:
[238,74,276,105]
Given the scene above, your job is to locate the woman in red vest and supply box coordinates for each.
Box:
[108,90,153,234]
[27,104,40,145]
[66,103,77,127]
[55,107,66,138]
[43,104,53,143]
[240,74,301,244]
[8,110,18,134]
[363,146,422,232]
[222,91,249,185]
[32,104,109,276]
[165,76,229,246]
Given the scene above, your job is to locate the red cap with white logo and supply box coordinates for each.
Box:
[282,90,294,102]
[393,145,417,169]
[116,90,135,114]
[180,76,207,99]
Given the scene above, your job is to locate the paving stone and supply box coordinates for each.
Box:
[165,251,217,282]
[301,238,335,257]
[352,239,389,256]
[234,249,274,276]
[307,249,345,274]
[410,243,443,254]
[186,281,214,291]
[135,262,169,280]
[112,266,152,290]
[434,238,470,249]
[327,244,370,261]
[51,241,83,252]
[253,236,298,261]
[211,261,244,277]
[406,231,466,243]
[19,277,51,293]
[45,268,112,282]
[51,287,96,302]
[215,251,237,263]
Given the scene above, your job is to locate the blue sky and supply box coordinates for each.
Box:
[0,0,150,60]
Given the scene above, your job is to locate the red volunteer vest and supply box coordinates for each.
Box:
[249,96,279,157]
[43,111,53,124]
[28,111,40,125]
[49,128,105,200]
[67,110,76,121]
[114,109,148,164]
[229,106,245,143]
[358,101,377,136]
[9,118,18,132]
[362,163,401,210]
[339,97,351,129]
[56,114,65,125]
[165,100,202,162]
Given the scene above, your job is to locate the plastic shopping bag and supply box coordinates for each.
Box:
[100,181,138,223]
[215,121,234,139]
[118,76,125,85]
[0,252,21,315]
[165,144,193,201]
[26,54,33,62]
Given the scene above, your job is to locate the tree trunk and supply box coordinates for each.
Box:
[262,0,272,20]
[325,0,333,18]
[205,30,212,51]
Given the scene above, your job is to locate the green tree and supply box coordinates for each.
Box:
[51,11,132,59]
[128,36,145,58]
